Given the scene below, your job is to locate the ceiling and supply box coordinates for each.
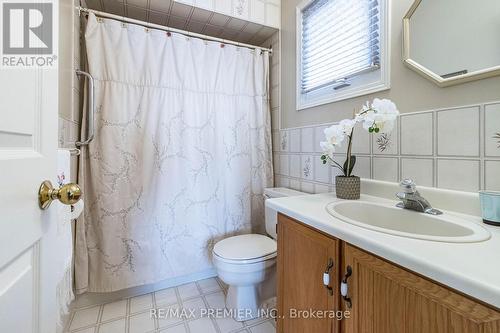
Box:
[82,0,278,46]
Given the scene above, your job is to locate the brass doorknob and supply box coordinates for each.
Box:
[38,180,82,210]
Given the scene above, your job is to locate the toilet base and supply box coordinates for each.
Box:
[226,285,260,321]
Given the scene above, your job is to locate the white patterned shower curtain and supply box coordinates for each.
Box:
[75,14,273,293]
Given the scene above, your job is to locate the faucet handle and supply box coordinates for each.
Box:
[399,179,417,194]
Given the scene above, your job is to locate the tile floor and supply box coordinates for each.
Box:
[65,278,276,333]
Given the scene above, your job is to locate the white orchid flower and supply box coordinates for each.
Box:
[320,124,349,157]
[371,98,399,133]
[338,119,356,135]
[319,141,336,157]
[324,125,346,146]
[355,98,399,133]
[320,98,399,177]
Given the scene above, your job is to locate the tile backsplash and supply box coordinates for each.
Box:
[58,0,83,182]
[272,102,500,194]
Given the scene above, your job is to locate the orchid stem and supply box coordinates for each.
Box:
[326,156,344,173]
[346,128,354,177]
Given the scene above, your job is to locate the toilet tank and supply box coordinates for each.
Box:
[264,187,306,239]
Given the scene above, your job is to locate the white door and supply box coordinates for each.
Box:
[0,4,59,333]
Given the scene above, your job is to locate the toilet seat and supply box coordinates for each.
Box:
[213,251,277,265]
[213,234,277,264]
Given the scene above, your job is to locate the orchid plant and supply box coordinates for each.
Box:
[320,98,399,177]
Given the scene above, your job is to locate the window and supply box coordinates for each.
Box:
[296,0,390,110]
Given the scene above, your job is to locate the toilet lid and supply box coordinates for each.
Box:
[213,234,277,261]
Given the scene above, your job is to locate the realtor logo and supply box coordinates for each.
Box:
[1,1,57,67]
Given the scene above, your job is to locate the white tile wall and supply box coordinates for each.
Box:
[484,161,500,191]
[300,181,315,193]
[350,123,371,154]
[289,178,300,191]
[401,158,434,187]
[279,154,289,176]
[313,156,330,183]
[251,0,266,24]
[400,112,434,156]
[289,155,301,178]
[437,106,480,157]
[437,159,480,192]
[484,103,500,157]
[300,127,314,153]
[272,102,500,193]
[373,125,398,155]
[288,129,301,153]
[58,0,82,183]
[314,125,328,153]
[372,157,399,183]
[214,0,231,15]
[85,0,279,47]
[174,0,280,28]
[301,155,314,180]
[279,131,287,152]
[353,156,371,179]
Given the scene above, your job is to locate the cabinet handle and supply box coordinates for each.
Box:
[341,265,352,308]
[323,258,334,296]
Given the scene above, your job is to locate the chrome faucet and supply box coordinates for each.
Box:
[396,179,442,215]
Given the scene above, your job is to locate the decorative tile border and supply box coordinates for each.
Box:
[272,102,500,193]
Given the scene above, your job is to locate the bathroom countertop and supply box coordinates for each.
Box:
[266,192,500,309]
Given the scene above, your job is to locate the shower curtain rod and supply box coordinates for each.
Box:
[77,7,273,54]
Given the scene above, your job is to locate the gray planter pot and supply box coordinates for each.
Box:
[335,176,360,200]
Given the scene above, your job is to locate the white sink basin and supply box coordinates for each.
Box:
[326,201,491,243]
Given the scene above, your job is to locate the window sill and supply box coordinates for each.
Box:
[296,81,391,111]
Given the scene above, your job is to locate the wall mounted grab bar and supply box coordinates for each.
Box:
[75,70,95,146]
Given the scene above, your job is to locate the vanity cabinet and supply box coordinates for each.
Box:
[277,214,340,333]
[342,243,500,333]
[277,213,500,333]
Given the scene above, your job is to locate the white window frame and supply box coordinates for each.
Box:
[296,0,391,110]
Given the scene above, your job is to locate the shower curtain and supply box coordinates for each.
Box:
[75,14,273,293]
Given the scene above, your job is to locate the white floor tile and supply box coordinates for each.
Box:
[66,278,272,333]
[97,318,126,333]
[69,306,101,331]
[215,316,244,333]
[249,320,275,333]
[188,317,217,333]
[218,278,228,291]
[181,297,206,319]
[130,294,153,314]
[155,287,178,306]
[70,327,95,333]
[177,282,200,299]
[244,316,266,327]
[157,304,183,329]
[129,311,156,333]
[197,278,221,293]
[159,323,188,333]
[204,291,226,309]
[101,299,127,322]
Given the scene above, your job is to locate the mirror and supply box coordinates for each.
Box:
[403,0,500,87]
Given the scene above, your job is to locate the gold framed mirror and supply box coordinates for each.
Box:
[403,0,500,87]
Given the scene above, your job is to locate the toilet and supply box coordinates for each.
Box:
[212,187,306,321]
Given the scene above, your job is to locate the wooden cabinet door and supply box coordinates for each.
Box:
[342,243,500,333]
[277,214,340,333]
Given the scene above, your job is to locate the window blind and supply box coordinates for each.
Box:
[300,0,380,93]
